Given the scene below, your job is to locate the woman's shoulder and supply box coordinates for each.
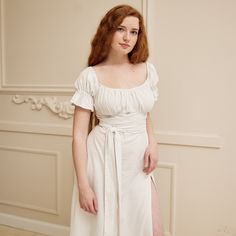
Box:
[76,65,98,81]
[146,61,157,69]
[78,66,93,76]
[133,61,158,79]
[91,61,107,70]
[146,61,159,85]
[74,66,98,90]
[133,61,157,73]
[133,61,146,71]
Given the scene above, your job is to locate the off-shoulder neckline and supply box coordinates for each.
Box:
[89,62,150,91]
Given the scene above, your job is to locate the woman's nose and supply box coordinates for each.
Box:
[123,32,130,42]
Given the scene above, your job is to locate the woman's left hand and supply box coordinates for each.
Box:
[143,141,159,175]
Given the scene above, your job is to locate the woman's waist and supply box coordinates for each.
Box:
[97,112,147,134]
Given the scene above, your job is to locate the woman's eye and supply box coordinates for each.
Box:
[117,27,124,32]
[131,31,138,35]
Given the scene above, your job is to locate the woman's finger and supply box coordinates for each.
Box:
[93,197,98,212]
[82,204,89,212]
[143,151,149,169]
[88,201,96,214]
[146,156,153,173]
[147,156,158,174]
[80,203,85,210]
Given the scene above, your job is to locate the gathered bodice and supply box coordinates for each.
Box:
[71,61,159,119]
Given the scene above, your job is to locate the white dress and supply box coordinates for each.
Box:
[70,62,159,236]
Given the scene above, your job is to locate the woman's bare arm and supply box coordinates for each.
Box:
[72,106,91,190]
[146,112,157,145]
[72,106,98,214]
[143,112,159,174]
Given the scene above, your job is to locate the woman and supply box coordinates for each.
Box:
[70,4,164,236]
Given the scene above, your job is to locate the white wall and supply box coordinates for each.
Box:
[149,0,236,235]
[0,0,235,236]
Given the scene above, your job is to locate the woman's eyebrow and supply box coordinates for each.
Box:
[119,25,139,31]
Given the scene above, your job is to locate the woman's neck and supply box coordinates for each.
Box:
[105,50,130,65]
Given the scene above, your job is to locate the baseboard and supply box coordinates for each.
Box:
[0,213,70,236]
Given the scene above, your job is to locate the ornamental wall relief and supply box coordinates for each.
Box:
[12,95,74,119]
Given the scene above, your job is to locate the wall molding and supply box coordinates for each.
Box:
[157,163,176,236]
[12,95,74,119]
[0,0,74,94]
[156,131,223,149]
[0,120,72,136]
[0,145,60,215]
[142,0,148,30]
[0,213,69,236]
[0,120,222,149]
[0,0,4,91]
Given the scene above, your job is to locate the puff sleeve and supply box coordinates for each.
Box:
[70,67,95,111]
[148,62,159,101]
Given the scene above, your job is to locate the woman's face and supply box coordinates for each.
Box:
[110,16,139,55]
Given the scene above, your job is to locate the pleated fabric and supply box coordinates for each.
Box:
[70,62,159,236]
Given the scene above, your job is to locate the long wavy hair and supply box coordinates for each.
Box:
[88,5,149,66]
[87,4,149,132]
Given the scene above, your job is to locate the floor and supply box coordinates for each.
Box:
[0,225,48,236]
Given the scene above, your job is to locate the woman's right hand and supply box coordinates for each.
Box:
[79,186,98,215]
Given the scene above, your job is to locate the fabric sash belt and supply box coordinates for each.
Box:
[98,114,146,236]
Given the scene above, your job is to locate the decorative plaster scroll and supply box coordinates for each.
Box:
[0,145,60,215]
[12,95,74,119]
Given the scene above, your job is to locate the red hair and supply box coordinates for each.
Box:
[88,5,149,66]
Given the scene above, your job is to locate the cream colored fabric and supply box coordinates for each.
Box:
[70,62,159,236]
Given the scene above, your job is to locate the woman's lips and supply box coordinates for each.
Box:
[120,43,130,48]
